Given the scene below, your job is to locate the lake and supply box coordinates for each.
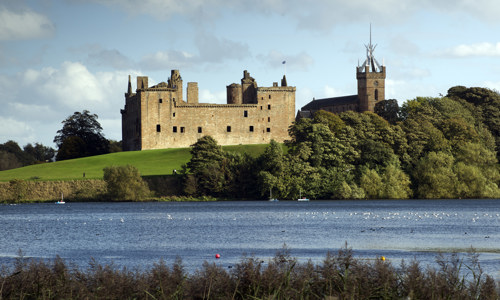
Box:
[0,199,499,279]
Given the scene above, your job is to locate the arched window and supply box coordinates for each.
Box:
[375,89,379,101]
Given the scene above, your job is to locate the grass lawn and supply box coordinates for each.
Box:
[0,144,272,182]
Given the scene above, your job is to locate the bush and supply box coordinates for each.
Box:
[103,165,150,201]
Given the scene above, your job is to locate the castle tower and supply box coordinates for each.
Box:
[168,70,183,102]
[356,26,386,112]
[241,70,257,104]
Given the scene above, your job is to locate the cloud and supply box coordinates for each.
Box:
[441,42,500,57]
[199,89,226,104]
[0,61,139,145]
[0,6,55,40]
[140,50,196,70]
[139,33,249,70]
[0,116,34,144]
[91,0,500,34]
[195,32,250,63]
[258,50,314,72]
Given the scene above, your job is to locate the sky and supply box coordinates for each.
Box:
[2,0,500,148]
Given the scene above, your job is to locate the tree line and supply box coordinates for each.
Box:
[0,110,121,171]
[182,86,500,200]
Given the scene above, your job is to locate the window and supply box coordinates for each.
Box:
[159,98,163,103]
[173,126,177,133]
[268,117,271,122]
[269,95,271,99]
[244,110,248,117]
[198,127,202,133]
[268,104,271,110]
[375,89,379,101]
[173,112,176,117]
[260,106,263,110]
[156,124,161,132]
[249,126,254,132]
[181,127,185,133]
[227,126,231,132]
[266,128,271,132]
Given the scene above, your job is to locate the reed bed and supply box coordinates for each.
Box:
[1,246,498,299]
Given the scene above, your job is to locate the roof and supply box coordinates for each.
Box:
[301,94,358,111]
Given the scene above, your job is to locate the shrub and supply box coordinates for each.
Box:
[103,165,150,201]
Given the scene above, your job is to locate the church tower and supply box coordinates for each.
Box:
[356,26,386,112]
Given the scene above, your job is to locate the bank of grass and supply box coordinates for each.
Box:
[0,144,271,182]
[1,246,498,299]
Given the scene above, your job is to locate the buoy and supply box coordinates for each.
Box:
[381,256,386,261]
[215,253,220,259]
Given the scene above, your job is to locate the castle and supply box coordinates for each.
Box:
[299,30,386,116]
[121,30,385,151]
[121,70,296,151]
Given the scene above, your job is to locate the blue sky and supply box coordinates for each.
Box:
[2,0,500,148]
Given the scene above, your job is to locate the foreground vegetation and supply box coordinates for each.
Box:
[1,246,498,299]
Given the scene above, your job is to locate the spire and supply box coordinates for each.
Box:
[359,24,382,73]
[281,74,287,87]
[127,75,132,95]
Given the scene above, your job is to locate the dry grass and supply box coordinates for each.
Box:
[1,246,498,299]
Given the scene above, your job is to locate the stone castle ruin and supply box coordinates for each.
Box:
[121,29,386,151]
[121,70,296,151]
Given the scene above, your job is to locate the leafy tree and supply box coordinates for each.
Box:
[0,140,34,166]
[23,143,55,162]
[0,151,22,171]
[108,140,122,153]
[375,99,401,124]
[103,165,150,201]
[312,110,345,134]
[413,152,457,199]
[54,110,109,161]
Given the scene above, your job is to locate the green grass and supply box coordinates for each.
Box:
[0,144,271,182]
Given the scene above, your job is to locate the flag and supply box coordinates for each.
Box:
[282,61,286,64]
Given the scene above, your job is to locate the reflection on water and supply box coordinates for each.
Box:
[0,199,499,278]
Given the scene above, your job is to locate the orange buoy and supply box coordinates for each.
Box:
[215,253,220,259]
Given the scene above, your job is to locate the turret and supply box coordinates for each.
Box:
[356,25,386,112]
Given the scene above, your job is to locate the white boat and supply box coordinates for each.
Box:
[56,192,65,204]
[297,190,309,202]
[268,188,279,202]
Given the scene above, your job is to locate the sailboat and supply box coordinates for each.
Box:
[268,187,279,202]
[56,192,65,204]
[297,190,309,202]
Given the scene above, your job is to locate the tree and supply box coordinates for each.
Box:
[375,99,401,124]
[103,165,150,201]
[54,110,109,160]
[23,143,55,162]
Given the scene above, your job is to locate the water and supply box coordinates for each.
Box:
[0,199,499,279]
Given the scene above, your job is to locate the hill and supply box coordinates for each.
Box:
[0,144,270,182]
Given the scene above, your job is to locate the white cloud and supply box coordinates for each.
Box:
[0,116,34,144]
[442,42,500,57]
[199,89,226,104]
[0,6,55,40]
[0,62,141,145]
[140,50,196,70]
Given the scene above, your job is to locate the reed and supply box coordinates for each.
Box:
[0,246,498,299]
